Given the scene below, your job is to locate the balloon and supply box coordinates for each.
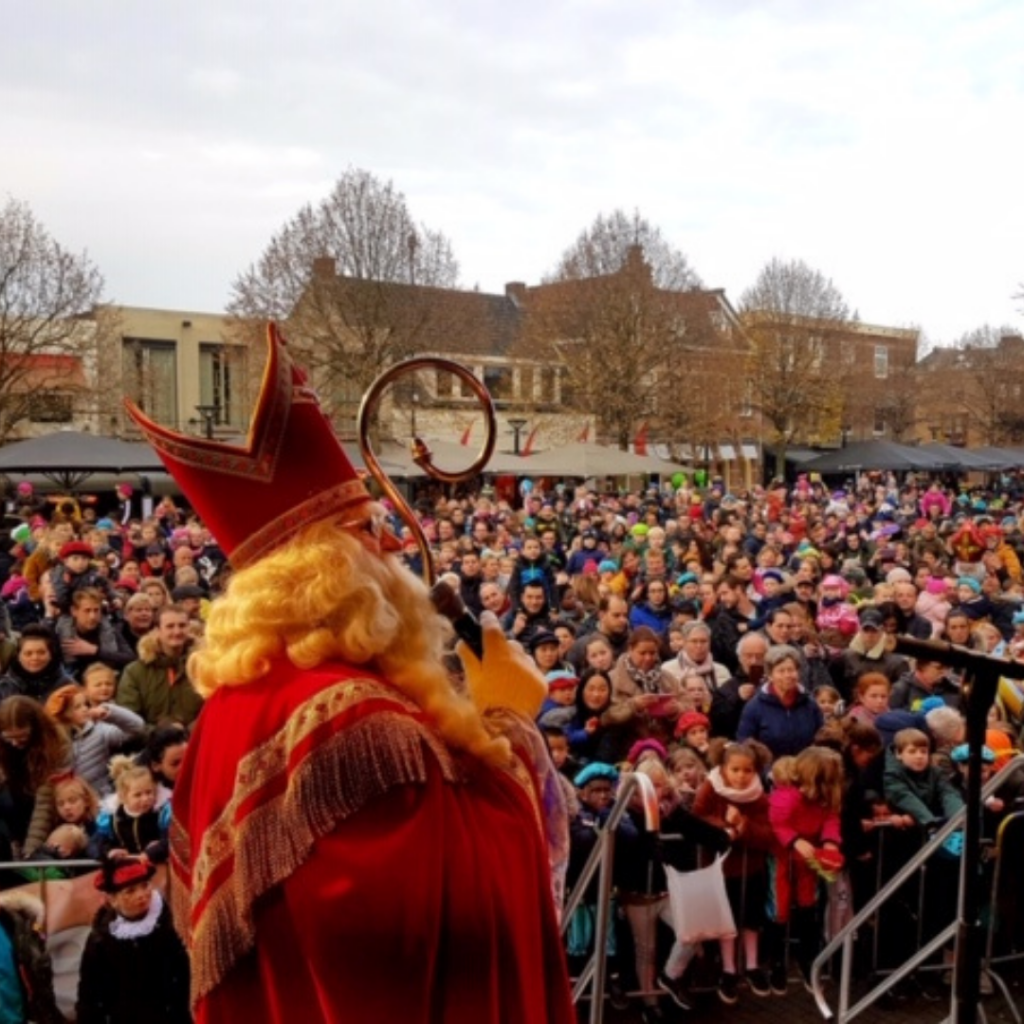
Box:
[671,472,686,489]
[694,470,708,487]
[520,478,534,494]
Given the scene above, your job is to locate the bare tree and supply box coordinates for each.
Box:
[740,257,851,473]
[518,210,704,449]
[943,325,1024,444]
[228,168,460,431]
[0,198,107,443]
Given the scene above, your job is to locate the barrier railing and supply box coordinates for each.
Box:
[810,753,1024,1023]
[560,771,659,1024]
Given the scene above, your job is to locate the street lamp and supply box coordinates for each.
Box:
[191,404,220,440]
[508,417,528,454]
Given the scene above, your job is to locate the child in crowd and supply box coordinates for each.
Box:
[815,575,859,640]
[813,685,844,722]
[507,535,558,609]
[54,774,101,839]
[81,662,118,708]
[44,683,146,796]
[538,669,578,731]
[618,758,730,1016]
[49,539,115,615]
[667,747,707,809]
[674,710,711,762]
[766,746,845,992]
[32,822,88,865]
[693,742,775,1004]
[584,635,615,674]
[76,856,192,1024]
[883,728,964,832]
[93,757,171,860]
[566,762,634,1008]
[846,672,891,726]
[566,668,614,764]
[882,728,965,984]
[916,577,952,638]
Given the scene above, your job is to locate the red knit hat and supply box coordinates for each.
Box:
[674,710,710,738]
[124,323,373,568]
[59,540,94,561]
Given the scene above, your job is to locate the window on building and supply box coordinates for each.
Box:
[458,368,480,399]
[874,345,889,379]
[28,393,74,423]
[435,368,455,400]
[482,365,513,402]
[740,379,754,418]
[519,366,535,403]
[123,338,177,427]
[873,408,886,436]
[536,368,554,404]
[199,344,248,430]
[807,336,824,371]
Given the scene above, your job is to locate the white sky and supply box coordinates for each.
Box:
[4,0,1023,348]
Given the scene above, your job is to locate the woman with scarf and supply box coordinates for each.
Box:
[662,620,731,698]
[605,627,682,760]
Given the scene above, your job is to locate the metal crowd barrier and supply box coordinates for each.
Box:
[560,771,660,1024]
[810,753,1024,1023]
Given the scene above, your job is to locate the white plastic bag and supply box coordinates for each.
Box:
[665,853,737,943]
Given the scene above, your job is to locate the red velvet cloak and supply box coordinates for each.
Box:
[169,661,574,1023]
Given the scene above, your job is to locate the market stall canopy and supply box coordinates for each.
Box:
[919,442,1010,471]
[510,441,691,478]
[799,440,956,474]
[963,446,1024,470]
[0,431,165,490]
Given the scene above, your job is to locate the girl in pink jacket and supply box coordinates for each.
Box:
[764,747,844,993]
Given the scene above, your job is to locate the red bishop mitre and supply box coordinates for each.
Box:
[124,323,372,569]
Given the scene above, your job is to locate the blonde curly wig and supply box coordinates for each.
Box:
[190,516,510,766]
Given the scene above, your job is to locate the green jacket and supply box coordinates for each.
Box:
[116,643,203,728]
[882,747,964,826]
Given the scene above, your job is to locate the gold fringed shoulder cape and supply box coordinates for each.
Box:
[169,660,574,1023]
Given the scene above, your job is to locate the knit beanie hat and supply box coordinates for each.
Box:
[674,710,710,738]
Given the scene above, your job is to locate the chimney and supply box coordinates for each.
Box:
[312,256,336,280]
[505,282,527,306]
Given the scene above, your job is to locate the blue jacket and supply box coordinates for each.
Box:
[737,683,824,758]
[628,602,672,636]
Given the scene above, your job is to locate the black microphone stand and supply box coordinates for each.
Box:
[892,635,1024,1024]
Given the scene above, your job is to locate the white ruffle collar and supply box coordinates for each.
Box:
[110,889,163,940]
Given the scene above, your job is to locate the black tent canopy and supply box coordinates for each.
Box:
[0,431,164,490]
[800,440,956,474]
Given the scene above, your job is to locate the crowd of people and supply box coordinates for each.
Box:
[0,490,214,1022]
[410,470,1024,1020]
[1,470,1024,1020]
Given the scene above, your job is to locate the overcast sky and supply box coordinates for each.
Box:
[5,0,1022,347]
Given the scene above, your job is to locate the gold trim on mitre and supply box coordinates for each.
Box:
[228,478,372,569]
